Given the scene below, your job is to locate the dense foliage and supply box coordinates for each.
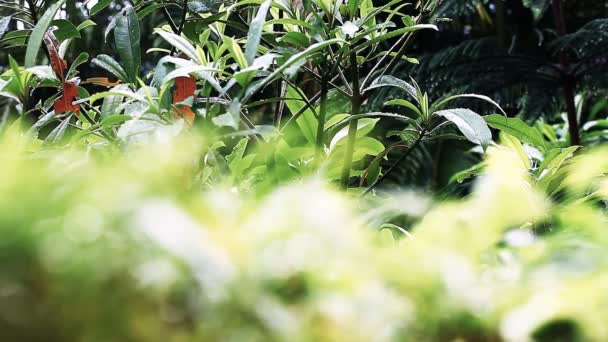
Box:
[0,0,607,341]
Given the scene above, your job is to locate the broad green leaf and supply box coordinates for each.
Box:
[450,162,486,184]
[265,18,315,30]
[66,52,89,79]
[162,65,223,93]
[244,0,271,65]
[46,115,72,143]
[384,99,422,117]
[435,108,492,149]
[330,118,380,149]
[223,36,248,69]
[485,114,546,149]
[92,54,129,82]
[244,38,343,101]
[537,147,579,192]
[115,7,141,83]
[354,24,438,52]
[433,93,506,115]
[90,0,114,16]
[51,19,81,41]
[500,132,531,170]
[365,75,418,103]
[137,4,167,20]
[227,137,249,166]
[77,19,97,31]
[8,55,26,97]
[101,84,129,118]
[89,89,147,104]
[279,32,310,48]
[25,0,66,68]
[25,66,59,81]
[155,29,200,63]
[326,112,416,135]
[285,85,317,145]
[538,146,579,176]
[333,137,385,161]
[101,114,132,127]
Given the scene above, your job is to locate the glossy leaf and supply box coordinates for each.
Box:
[51,19,81,41]
[485,114,546,149]
[245,0,271,65]
[435,108,492,149]
[115,7,141,83]
[92,54,129,83]
[25,0,66,68]
[365,76,418,103]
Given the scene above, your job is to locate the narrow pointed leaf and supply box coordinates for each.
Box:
[485,114,546,149]
[435,108,492,148]
[25,0,66,67]
[115,6,141,83]
[245,0,271,65]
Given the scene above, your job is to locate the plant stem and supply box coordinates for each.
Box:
[361,129,426,196]
[170,0,189,55]
[552,0,580,146]
[315,63,328,160]
[340,52,361,188]
[161,1,179,33]
[361,2,425,88]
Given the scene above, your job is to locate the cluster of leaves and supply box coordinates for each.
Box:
[1,1,608,340]
[0,0,515,194]
[2,123,608,341]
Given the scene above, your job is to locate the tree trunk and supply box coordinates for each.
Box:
[552,0,581,146]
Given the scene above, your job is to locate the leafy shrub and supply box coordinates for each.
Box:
[0,1,607,341]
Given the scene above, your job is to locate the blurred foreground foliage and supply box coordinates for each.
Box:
[2,129,608,342]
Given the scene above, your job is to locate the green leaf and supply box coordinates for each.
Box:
[89,89,147,104]
[537,146,579,192]
[330,118,380,149]
[101,85,129,118]
[66,52,89,79]
[223,36,248,69]
[279,32,310,48]
[137,4,166,20]
[46,115,72,143]
[8,55,25,96]
[334,137,385,161]
[155,29,200,63]
[90,0,114,16]
[500,132,531,170]
[384,99,422,117]
[26,66,59,81]
[435,108,492,149]
[244,38,343,101]
[433,93,507,115]
[485,114,546,149]
[538,146,579,176]
[115,6,141,83]
[449,162,486,184]
[101,114,132,127]
[265,18,314,30]
[25,0,66,68]
[285,85,317,145]
[354,24,438,52]
[77,19,97,31]
[92,54,129,82]
[227,137,249,167]
[51,19,81,41]
[365,75,418,103]
[244,0,271,66]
